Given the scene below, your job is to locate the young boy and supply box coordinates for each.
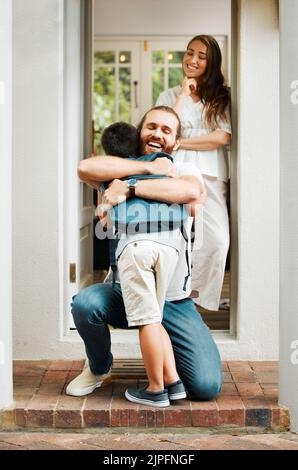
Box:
[99,122,186,407]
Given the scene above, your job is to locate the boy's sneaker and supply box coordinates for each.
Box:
[165,379,187,400]
[125,386,170,408]
[66,362,111,397]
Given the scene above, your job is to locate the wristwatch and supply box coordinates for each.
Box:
[127,178,138,198]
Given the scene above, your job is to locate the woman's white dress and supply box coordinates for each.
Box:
[156,85,232,310]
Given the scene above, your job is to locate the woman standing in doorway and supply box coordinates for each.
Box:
[156,35,232,311]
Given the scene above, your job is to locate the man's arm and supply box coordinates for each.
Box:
[103,175,205,214]
[77,156,175,182]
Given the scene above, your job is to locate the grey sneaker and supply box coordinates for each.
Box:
[66,363,111,397]
[125,386,170,408]
[165,379,187,400]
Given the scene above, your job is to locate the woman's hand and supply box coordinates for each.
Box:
[180,77,197,97]
[174,77,198,114]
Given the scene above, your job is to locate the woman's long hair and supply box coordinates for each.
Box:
[186,35,230,127]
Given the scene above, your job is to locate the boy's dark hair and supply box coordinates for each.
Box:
[101,122,139,157]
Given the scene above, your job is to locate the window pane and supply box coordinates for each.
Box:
[93,66,115,152]
[152,50,165,64]
[119,67,131,122]
[152,67,165,105]
[119,51,131,64]
[94,51,115,64]
[169,67,184,89]
[168,51,184,64]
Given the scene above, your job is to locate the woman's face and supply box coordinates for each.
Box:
[182,40,208,82]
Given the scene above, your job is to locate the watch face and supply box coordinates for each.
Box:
[128,178,137,187]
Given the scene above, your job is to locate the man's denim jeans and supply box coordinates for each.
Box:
[71,283,222,400]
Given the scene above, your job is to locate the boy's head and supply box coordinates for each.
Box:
[101,122,139,157]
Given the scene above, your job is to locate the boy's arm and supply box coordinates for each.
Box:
[77,155,176,182]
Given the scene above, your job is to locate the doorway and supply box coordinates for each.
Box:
[64,0,232,344]
[91,36,231,331]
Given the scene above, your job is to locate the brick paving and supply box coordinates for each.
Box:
[0,360,289,432]
[1,431,298,450]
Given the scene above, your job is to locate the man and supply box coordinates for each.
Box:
[66,106,222,400]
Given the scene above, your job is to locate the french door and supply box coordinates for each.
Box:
[66,33,228,339]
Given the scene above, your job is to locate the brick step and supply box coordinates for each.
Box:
[0,360,290,432]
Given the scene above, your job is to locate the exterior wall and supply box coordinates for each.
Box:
[12,0,279,360]
[12,0,84,359]
[279,0,298,432]
[94,0,231,37]
[217,0,279,359]
[0,0,13,407]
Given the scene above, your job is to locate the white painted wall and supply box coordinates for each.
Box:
[217,0,279,359]
[279,0,298,432]
[0,0,13,407]
[12,0,84,359]
[94,0,231,36]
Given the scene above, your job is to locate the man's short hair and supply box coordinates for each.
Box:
[101,122,139,157]
[137,106,181,139]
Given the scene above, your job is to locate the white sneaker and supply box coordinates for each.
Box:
[66,363,112,397]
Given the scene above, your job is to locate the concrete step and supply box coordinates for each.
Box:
[0,360,289,432]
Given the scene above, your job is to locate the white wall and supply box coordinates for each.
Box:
[94,0,231,37]
[0,0,13,407]
[217,0,279,359]
[279,0,298,432]
[13,0,84,359]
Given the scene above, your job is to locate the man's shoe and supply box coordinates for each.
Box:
[125,386,170,408]
[66,364,111,397]
[165,379,187,400]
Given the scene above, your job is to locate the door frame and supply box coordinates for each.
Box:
[62,0,92,333]
[62,4,237,356]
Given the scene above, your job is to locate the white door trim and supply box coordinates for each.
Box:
[60,0,84,335]
[0,0,13,408]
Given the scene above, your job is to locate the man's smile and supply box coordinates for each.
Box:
[145,141,163,152]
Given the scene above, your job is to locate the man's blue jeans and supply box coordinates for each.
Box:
[71,283,222,400]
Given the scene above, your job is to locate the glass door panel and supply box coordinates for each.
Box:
[93,41,140,153]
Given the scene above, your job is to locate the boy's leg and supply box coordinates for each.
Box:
[162,298,222,400]
[139,323,166,391]
[159,324,181,385]
[71,282,128,375]
[118,242,179,392]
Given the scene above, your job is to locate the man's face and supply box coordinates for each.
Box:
[139,110,180,155]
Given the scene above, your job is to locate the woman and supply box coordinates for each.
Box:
[156,35,232,311]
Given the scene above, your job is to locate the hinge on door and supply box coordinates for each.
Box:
[143,40,148,52]
[69,263,76,283]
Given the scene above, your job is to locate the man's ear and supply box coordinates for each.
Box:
[173,139,180,151]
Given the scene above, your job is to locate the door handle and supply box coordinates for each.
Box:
[133,81,138,108]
